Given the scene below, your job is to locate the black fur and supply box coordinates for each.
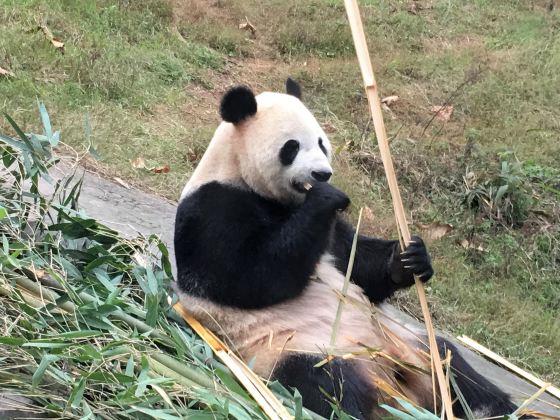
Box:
[437,337,518,417]
[286,77,302,99]
[318,137,327,156]
[330,219,433,303]
[273,340,518,419]
[279,139,300,166]
[273,354,377,419]
[220,85,257,124]
[175,181,349,308]
[175,181,432,308]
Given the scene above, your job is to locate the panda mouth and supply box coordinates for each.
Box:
[291,180,312,193]
[291,181,306,193]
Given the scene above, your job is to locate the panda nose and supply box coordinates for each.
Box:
[312,171,332,182]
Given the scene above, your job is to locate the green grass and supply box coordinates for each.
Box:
[1,0,559,384]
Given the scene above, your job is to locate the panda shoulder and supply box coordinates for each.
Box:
[177,182,265,221]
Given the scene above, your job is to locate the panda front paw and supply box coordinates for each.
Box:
[306,182,350,212]
[390,236,433,287]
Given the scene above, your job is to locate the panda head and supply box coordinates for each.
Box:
[218,78,333,204]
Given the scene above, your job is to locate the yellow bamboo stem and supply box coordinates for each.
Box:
[342,1,455,417]
[169,297,293,420]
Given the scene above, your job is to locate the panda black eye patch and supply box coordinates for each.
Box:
[279,139,300,166]
[318,138,327,156]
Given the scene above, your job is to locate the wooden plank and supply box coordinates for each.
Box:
[458,335,560,401]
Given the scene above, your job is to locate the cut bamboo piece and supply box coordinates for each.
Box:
[514,383,552,417]
[457,335,560,401]
[169,296,293,420]
[342,1,455,418]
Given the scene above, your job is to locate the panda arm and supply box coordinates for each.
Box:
[175,182,344,309]
[330,217,433,303]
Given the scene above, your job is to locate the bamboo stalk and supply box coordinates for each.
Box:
[342,1,455,417]
[457,335,560,401]
[330,208,363,349]
[147,356,200,389]
[169,297,293,420]
[14,274,172,343]
[151,353,217,390]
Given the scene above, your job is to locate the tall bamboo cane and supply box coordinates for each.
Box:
[342,1,455,417]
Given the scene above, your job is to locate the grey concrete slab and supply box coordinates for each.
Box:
[39,163,177,243]
[2,162,558,417]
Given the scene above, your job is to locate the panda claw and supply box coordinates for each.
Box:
[401,248,417,257]
[417,270,433,281]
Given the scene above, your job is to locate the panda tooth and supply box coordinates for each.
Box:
[303,182,313,191]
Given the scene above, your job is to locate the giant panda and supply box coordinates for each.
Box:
[173,79,518,419]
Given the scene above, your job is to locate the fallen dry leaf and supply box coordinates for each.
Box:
[132,158,170,174]
[0,66,15,77]
[408,2,420,14]
[381,95,399,107]
[460,239,485,252]
[131,157,147,169]
[151,165,170,174]
[39,24,65,52]
[430,105,454,122]
[51,38,64,49]
[238,16,256,35]
[362,206,375,225]
[416,222,454,240]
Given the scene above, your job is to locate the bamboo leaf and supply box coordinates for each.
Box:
[37,100,58,146]
[495,184,509,206]
[130,406,182,420]
[3,112,34,151]
[125,354,135,377]
[23,341,72,349]
[69,377,86,408]
[215,369,251,401]
[54,330,103,340]
[0,336,25,345]
[32,354,60,387]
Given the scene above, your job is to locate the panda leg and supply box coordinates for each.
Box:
[437,337,520,418]
[272,354,378,419]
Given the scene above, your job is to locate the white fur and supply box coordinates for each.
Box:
[180,92,332,204]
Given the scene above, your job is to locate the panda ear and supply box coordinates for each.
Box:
[286,78,302,100]
[220,86,257,124]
